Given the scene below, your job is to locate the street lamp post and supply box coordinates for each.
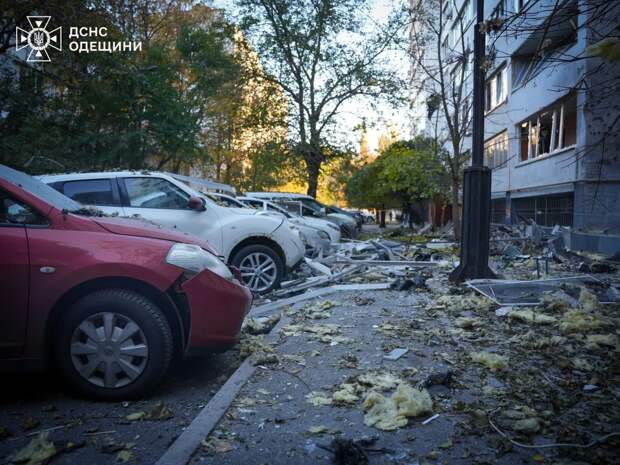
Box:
[449,0,496,283]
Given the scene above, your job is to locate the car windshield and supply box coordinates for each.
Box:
[298,197,325,213]
[207,193,245,208]
[0,164,85,213]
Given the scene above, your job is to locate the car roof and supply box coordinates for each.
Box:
[245,192,313,200]
[38,171,175,183]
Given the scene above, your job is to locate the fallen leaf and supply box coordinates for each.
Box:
[116,449,134,462]
[125,411,146,421]
[10,432,56,465]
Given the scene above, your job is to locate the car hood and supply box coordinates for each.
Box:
[328,213,356,225]
[90,216,219,255]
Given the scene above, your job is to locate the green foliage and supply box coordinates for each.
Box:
[236,0,406,196]
[0,2,287,183]
[345,137,446,209]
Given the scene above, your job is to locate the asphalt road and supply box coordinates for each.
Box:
[0,351,241,464]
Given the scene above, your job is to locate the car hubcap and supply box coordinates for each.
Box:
[70,312,148,389]
[238,252,277,292]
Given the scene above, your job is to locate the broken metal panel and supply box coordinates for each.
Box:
[251,282,391,317]
[334,259,437,266]
[466,276,620,306]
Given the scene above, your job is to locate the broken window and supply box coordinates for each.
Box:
[518,93,577,161]
[511,1,578,89]
[484,131,508,169]
[512,193,574,226]
[485,65,507,112]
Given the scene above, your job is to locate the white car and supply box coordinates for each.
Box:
[40,172,305,293]
[246,192,358,238]
[238,196,338,256]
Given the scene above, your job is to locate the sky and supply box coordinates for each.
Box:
[208,0,412,155]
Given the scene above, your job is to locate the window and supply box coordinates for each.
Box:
[514,0,531,11]
[463,0,474,23]
[63,179,117,206]
[123,177,190,209]
[513,193,573,226]
[0,191,47,226]
[518,93,577,161]
[484,131,509,169]
[243,199,263,209]
[511,2,577,89]
[492,0,509,19]
[485,65,508,112]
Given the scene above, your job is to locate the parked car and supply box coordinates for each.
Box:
[326,205,363,231]
[238,196,337,257]
[0,165,252,400]
[205,192,248,209]
[40,172,305,293]
[245,192,358,238]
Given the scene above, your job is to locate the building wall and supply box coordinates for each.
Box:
[412,0,620,250]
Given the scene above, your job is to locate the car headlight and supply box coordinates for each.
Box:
[317,230,329,240]
[166,243,233,280]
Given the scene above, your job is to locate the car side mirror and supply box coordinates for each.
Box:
[188,196,206,211]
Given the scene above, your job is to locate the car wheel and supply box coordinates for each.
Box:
[231,244,283,294]
[54,288,173,400]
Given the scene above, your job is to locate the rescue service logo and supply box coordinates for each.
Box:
[16,16,62,62]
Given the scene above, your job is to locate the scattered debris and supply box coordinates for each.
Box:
[305,391,333,407]
[508,309,557,324]
[243,313,281,335]
[363,383,433,431]
[383,348,408,361]
[422,370,453,388]
[470,351,508,371]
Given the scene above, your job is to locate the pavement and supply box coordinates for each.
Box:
[0,352,240,464]
[185,285,620,465]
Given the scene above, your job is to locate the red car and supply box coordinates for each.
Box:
[0,165,252,400]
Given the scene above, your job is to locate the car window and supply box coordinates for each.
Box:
[124,177,190,209]
[244,200,263,209]
[0,190,47,226]
[1,164,81,212]
[63,179,117,206]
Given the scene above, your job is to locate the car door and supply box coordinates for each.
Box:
[56,178,125,216]
[0,190,38,357]
[119,176,224,252]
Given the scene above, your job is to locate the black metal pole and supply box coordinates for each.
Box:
[449,0,496,283]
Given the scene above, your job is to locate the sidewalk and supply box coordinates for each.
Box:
[186,283,619,465]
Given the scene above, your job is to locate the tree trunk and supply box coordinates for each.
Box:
[451,179,462,241]
[379,210,386,228]
[305,157,321,198]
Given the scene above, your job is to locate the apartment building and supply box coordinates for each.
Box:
[414,0,620,254]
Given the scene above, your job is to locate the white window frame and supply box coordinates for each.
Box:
[485,65,508,113]
[484,131,509,169]
[518,95,576,162]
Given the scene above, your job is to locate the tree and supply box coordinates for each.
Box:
[235,0,405,197]
[378,138,446,227]
[345,136,445,227]
[408,0,475,239]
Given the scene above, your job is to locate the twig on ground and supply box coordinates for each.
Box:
[488,409,620,449]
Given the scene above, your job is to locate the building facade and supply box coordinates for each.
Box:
[413,0,620,254]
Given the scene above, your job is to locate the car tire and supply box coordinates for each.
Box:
[231,244,283,294]
[54,288,173,401]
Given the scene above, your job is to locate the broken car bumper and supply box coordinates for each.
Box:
[182,270,252,350]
